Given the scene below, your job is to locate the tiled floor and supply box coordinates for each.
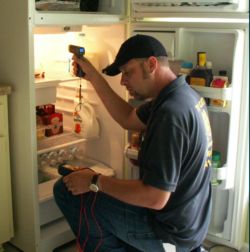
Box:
[2,241,77,252]
[3,240,236,252]
[0,242,177,252]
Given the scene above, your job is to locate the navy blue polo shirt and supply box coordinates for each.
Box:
[136,76,212,249]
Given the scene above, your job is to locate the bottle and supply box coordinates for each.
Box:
[47,151,58,166]
[206,61,213,79]
[211,150,222,185]
[189,52,213,87]
[130,132,141,150]
[197,52,207,67]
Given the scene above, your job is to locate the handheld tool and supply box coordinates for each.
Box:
[68,44,85,77]
[58,163,85,176]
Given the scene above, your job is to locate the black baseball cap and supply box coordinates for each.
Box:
[102,34,168,76]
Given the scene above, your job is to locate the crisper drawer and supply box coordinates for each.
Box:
[40,197,63,226]
[39,179,63,226]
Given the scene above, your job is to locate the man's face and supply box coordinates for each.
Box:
[119,58,153,100]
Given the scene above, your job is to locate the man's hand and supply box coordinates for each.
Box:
[72,55,100,83]
[63,168,95,195]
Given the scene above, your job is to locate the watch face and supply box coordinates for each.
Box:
[89,183,99,192]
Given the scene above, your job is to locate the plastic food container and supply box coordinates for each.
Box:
[36,125,46,140]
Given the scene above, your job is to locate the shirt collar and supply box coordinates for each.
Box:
[152,75,187,109]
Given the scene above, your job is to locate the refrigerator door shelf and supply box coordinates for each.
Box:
[211,165,227,185]
[191,85,232,100]
[125,147,139,160]
[206,105,231,114]
[125,146,228,187]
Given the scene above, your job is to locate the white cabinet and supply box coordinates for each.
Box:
[0,87,13,247]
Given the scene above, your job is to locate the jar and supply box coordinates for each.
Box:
[130,132,141,150]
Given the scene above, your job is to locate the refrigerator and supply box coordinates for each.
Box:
[0,0,248,251]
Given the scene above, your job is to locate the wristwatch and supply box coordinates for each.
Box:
[89,174,101,192]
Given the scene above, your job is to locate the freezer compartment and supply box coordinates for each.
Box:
[35,0,126,14]
[34,0,127,26]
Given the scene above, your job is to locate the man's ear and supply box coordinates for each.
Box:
[147,56,158,73]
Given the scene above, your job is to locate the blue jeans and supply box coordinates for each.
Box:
[53,178,166,252]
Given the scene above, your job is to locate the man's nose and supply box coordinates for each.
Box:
[120,74,127,86]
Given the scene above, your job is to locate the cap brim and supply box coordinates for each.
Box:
[102,63,121,76]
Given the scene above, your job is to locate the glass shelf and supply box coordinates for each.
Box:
[37,128,99,154]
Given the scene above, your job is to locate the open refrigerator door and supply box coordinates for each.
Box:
[125,16,249,250]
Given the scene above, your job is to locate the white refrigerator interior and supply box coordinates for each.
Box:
[34,24,127,251]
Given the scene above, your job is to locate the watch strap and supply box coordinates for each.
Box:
[89,173,101,192]
[91,173,101,185]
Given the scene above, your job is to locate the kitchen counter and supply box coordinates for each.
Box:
[0,84,13,246]
[0,85,11,95]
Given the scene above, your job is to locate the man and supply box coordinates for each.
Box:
[54,34,212,252]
